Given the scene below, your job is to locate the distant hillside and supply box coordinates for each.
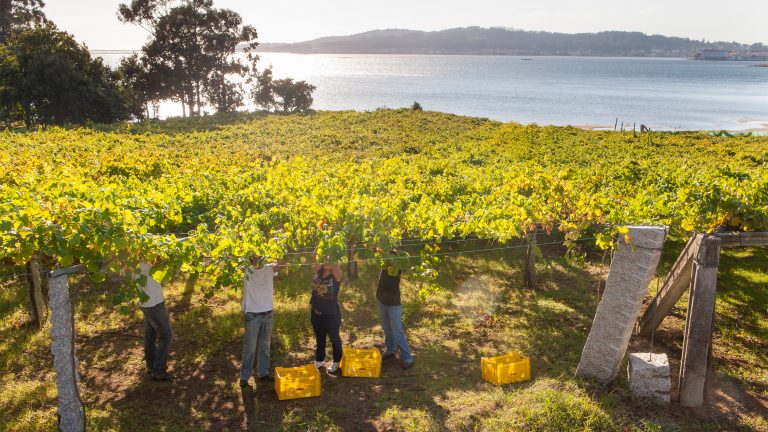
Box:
[255,27,765,57]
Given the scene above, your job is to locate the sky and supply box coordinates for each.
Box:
[44,0,768,50]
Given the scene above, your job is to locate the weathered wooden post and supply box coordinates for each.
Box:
[26,252,46,327]
[524,230,536,289]
[48,266,86,432]
[347,243,358,279]
[576,226,667,384]
[679,235,720,408]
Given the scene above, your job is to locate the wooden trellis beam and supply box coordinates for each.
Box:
[715,231,768,248]
[636,234,701,337]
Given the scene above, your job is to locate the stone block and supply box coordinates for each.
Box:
[628,352,671,404]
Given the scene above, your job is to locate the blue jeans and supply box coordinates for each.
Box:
[140,301,173,374]
[240,310,273,380]
[378,300,412,362]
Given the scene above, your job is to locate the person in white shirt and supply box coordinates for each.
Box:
[137,261,173,381]
[239,255,284,387]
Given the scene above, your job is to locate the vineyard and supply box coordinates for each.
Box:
[1,110,768,431]
[2,109,767,287]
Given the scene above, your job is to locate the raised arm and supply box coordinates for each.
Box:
[312,248,322,272]
[331,263,342,282]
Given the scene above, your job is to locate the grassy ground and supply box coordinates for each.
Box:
[1,239,766,431]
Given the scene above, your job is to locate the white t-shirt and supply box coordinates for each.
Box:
[137,262,164,308]
[242,264,276,313]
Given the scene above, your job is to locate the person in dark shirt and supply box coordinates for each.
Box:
[311,256,344,373]
[377,267,414,369]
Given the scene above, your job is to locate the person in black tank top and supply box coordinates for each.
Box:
[310,258,343,373]
[377,267,414,369]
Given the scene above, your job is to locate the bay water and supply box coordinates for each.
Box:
[99,52,768,131]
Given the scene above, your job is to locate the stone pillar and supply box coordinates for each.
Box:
[49,267,86,432]
[627,353,671,403]
[576,226,667,385]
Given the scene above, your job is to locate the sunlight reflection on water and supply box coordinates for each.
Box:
[97,52,768,131]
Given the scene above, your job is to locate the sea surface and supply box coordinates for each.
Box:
[98,52,768,131]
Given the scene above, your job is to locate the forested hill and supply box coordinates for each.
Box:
[255,27,763,57]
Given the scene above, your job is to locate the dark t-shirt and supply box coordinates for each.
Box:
[310,268,342,315]
[376,268,402,306]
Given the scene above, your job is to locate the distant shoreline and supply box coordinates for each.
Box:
[251,27,766,58]
[91,50,768,62]
[90,50,695,61]
[573,124,768,133]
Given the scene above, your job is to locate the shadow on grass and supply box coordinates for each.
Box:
[9,238,763,431]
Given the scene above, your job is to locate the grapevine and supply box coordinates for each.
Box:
[1,110,766,299]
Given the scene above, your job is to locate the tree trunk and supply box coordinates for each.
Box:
[181,93,187,118]
[24,104,31,129]
[25,253,46,327]
[195,81,201,116]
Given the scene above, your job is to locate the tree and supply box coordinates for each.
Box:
[0,44,22,127]
[250,68,316,113]
[206,71,244,113]
[118,0,258,116]
[117,53,161,118]
[250,65,275,110]
[6,25,142,128]
[271,78,316,113]
[0,0,47,43]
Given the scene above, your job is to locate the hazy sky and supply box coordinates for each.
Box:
[44,0,767,50]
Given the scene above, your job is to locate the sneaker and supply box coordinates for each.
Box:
[314,361,325,369]
[257,374,274,382]
[401,360,414,370]
[150,371,174,381]
[327,362,340,373]
[239,379,250,387]
[382,352,396,360]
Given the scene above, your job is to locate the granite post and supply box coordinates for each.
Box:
[576,226,667,385]
[49,267,85,432]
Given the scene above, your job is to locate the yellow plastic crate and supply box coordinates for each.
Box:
[340,347,382,378]
[481,352,531,385]
[274,364,321,400]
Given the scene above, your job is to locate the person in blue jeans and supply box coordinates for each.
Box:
[240,256,284,388]
[377,267,414,369]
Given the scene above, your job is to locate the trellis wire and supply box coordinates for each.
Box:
[0,238,595,278]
